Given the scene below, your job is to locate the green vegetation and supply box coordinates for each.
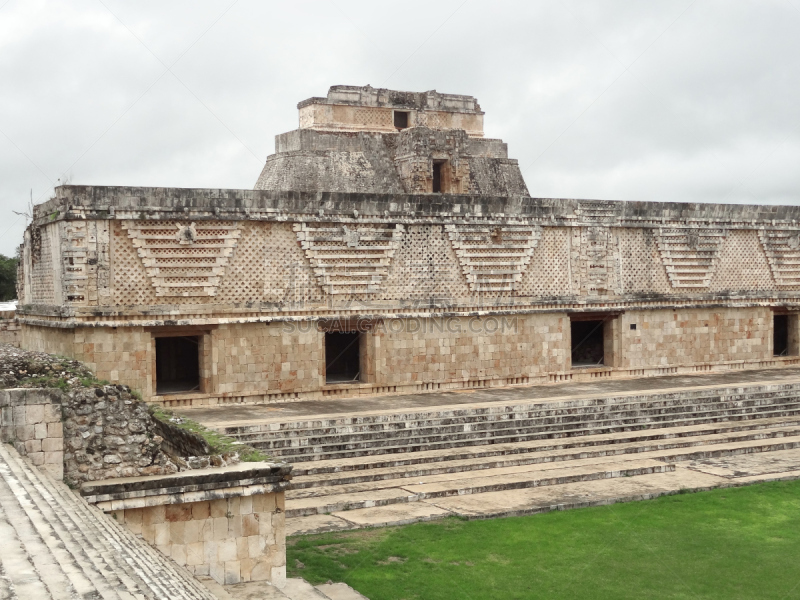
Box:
[10,356,110,391]
[289,480,800,599]
[0,253,18,301]
[149,405,269,462]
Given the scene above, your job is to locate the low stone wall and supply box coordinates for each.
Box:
[0,310,19,347]
[0,388,64,479]
[62,384,180,485]
[81,463,292,587]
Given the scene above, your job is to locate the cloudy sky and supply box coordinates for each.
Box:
[1,0,799,256]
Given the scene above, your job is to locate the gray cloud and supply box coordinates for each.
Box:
[1,0,799,256]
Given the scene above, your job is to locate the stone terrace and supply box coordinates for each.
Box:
[178,368,800,536]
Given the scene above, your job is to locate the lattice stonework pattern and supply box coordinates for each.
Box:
[655,228,727,288]
[445,224,542,293]
[294,223,405,295]
[121,221,241,297]
[758,230,800,287]
[570,227,621,296]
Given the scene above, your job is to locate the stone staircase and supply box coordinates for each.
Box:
[209,577,368,599]
[214,380,800,532]
[0,442,216,600]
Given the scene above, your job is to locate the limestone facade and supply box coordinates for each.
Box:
[14,86,800,406]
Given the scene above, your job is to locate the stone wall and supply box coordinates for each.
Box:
[0,310,20,346]
[14,307,796,407]
[375,314,568,385]
[618,307,773,368]
[82,464,292,587]
[0,388,64,479]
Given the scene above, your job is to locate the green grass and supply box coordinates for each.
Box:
[288,480,800,599]
[149,405,270,462]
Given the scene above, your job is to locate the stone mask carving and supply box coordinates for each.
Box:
[176,223,197,245]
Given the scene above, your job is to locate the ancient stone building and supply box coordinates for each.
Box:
[14,85,800,407]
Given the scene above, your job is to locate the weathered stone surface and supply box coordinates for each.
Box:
[13,86,800,408]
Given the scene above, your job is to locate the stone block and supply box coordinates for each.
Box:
[154,522,170,546]
[42,437,62,453]
[169,521,186,545]
[171,544,187,566]
[224,560,241,585]
[213,517,228,541]
[242,513,259,537]
[210,498,227,518]
[44,450,62,464]
[186,542,204,566]
[34,423,48,439]
[191,501,210,521]
[26,404,45,424]
[141,524,155,544]
[166,504,192,523]
[247,535,264,558]
[142,505,166,526]
[218,539,237,563]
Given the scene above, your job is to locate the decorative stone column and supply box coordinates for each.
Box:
[80,462,292,587]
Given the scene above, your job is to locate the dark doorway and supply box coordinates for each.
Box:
[571,320,605,367]
[432,162,443,193]
[155,336,200,394]
[393,111,409,129]
[325,331,361,383]
[774,314,789,356]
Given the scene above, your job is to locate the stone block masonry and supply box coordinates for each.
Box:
[0,388,63,479]
[81,462,292,587]
[15,85,800,406]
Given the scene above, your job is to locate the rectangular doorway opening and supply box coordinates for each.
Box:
[393,110,409,129]
[774,314,789,356]
[432,161,444,193]
[155,336,200,394]
[571,319,605,367]
[325,331,361,384]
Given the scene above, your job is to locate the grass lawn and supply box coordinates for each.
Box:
[287,480,800,599]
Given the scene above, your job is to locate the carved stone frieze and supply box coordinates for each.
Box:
[122,221,241,297]
[445,223,542,293]
[655,228,726,288]
[570,226,622,296]
[294,223,405,295]
[758,230,800,286]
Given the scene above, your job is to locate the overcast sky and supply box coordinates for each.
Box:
[1,0,799,256]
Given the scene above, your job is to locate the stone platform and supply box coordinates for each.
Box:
[178,368,800,536]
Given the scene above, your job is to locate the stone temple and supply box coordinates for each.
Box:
[14,84,800,407]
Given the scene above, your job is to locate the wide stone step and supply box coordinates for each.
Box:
[240,397,800,449]
[224,384,800,435]
[0,445,148,600]
[259,405,800,461]
[290,416,800,476]
[0,443,216,600]
[4,445,207,600]
[0,446,103,599]
[288,429,800,490]
[284,459,674,518]
[0,487,59,600]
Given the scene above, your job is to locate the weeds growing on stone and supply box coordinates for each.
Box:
[149,405,270,462]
